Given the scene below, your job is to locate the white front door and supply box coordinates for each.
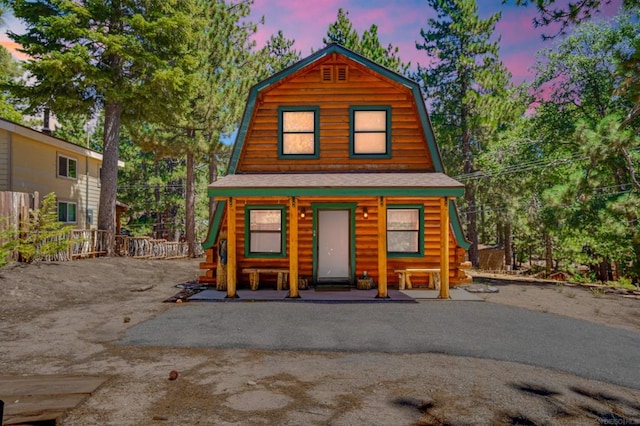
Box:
[317,209,350,282]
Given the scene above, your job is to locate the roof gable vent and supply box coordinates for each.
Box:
[321,66,333,82]
[336,65,348,82]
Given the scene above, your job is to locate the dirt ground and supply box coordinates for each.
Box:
[1,257,639,425]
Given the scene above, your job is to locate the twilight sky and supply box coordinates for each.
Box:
[248,0,622,84]
[1,0,623,84]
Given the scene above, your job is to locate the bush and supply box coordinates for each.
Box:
[0,193,81,266]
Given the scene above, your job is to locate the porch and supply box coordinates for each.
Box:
[187,287,482,303]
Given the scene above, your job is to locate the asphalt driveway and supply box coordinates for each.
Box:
[119,302,640,390]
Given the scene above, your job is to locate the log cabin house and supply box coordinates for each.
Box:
[199,43,470,299]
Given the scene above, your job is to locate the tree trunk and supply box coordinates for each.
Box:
[465,192,479,266]
[97,101,123,255]
[460,95,479,267]
[208,153,218,223]
[185,151,196,257]
[545,232,553,276]
[504,222,512,269]
[459,76,478,267]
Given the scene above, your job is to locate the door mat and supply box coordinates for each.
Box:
[314,285,351,292]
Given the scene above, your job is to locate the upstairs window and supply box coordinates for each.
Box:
[387,206,424,257]
[350,106,391,158]
[58,154,77,179]
[278,107,319,159]
[245,205,287,258]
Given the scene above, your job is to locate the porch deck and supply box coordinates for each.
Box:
[187,288,481,303]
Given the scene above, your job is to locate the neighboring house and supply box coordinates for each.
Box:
[199,43,471,299]
[0,116,106,229]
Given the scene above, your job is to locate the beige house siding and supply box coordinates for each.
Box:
[0,118,111,230]
[0,128,10,190]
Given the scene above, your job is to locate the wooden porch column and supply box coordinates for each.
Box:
[226,197,238,298]
[288,197,300,298]
[439,197,450,299]
[377,196,388,298]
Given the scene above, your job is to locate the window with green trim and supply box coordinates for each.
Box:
[350,106,391,157]
[278,107,319,158]
[246,206,286,257]
[387,206,424,256]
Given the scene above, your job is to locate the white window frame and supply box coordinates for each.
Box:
[57,154,78,179]
[58,201,77,224]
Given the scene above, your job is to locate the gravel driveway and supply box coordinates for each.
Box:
[120,302,640,390]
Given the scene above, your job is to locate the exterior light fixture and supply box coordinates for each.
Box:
[300,207,306,219]
[363,207,368,219]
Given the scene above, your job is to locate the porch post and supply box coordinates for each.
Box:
[439,197,450,299]
[377,196,388,298]
[288,197,300,298]
[226,197,238,298]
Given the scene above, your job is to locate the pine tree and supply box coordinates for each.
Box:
[323,8,410,74]
[2,0,202,254]
[16,193,75,263]
[531,14,640,279]
[0,45,22,122]
[126,1,299,256]
[415,0,512,266]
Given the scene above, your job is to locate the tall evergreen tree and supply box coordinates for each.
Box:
[1,0,202,254]
[323,8,410,74]
[126,1,299,256]
[259,30,301,75]
[508,1,640,124]
[0,45,22,122]
[531,14,640,279]
[415,0,512,266]
[507,0,639,35]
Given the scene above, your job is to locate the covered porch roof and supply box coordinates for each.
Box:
[207,172,465,197]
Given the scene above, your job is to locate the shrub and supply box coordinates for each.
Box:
[14,193,75,263]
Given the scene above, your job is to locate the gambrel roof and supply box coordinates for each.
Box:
[226,43,446,175]
[207,43,470,251]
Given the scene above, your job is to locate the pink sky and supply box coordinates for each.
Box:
[249,0,624,84]
[1,0,623,85]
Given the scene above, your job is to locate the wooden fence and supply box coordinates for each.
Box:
[1,191,200,261]
[71,230,111,259]
[115,235,192,259]
[0,191,32,233]
[21,230,195,261]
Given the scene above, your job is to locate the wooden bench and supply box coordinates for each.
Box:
[394,268,441,290]
[242,268,289,290]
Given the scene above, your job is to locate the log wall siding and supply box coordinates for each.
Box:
[200,196,465,288]
[237,57,434,173]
